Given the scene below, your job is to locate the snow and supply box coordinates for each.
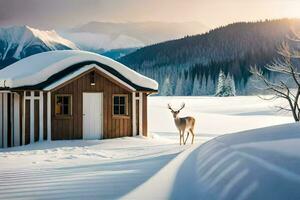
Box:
[0,137,183,200]
[60,31,144,50]
[0,26,77,60]
[126,123,300,200]
[149,96,292,137]
[28,26,78,50]
[0,50,158,90]
[0,96,295,199]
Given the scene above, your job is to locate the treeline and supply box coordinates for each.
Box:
[119,19,300,95]
[133,50,276,96]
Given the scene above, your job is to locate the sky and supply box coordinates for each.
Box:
[1,0,300,29]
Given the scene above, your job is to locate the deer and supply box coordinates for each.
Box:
[168,103,196,145]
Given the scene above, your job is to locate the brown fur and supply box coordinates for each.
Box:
[168,103,196,145]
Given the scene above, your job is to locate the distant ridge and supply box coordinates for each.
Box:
[68,21,209,48]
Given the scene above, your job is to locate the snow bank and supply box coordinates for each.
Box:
[126,123,300,200]
[121,145,199,200]
[0,50,158,90]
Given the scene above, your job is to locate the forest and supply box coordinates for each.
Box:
[120,19,300,95]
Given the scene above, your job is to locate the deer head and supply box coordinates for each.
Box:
[168,103,185,119]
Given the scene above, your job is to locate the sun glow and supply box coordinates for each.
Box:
[281,2,300,18]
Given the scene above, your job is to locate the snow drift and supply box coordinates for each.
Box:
[124,123,300,200]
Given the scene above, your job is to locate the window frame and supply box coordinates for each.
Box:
[112,94,129,117]
[54,94,73,117]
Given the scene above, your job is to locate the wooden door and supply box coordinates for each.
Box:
[83,93,103,139]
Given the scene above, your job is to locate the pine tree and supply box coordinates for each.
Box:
[215,70,227,96]
[175,77,183,96]
[225,74,236,96]
[182,73,193,96]
[161,77,173,96]
[192,76,201,96]
[200,75,207,95]
[230,75,236,96]
[215,70,236,96]
[207,75,215,95]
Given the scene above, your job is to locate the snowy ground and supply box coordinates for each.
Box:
[0,96,294,200]
[125,123,300,200]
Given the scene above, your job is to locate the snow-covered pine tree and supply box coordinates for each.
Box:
[215,70,226,96]
[192,76,201,96]
[230,75,236,95]
[206,75,215,95]
[200,75,207,95]
[215,70,236,96]
[225,74,236,96]
[180,72,192,96]
[161,77,173,96]
[175,77,183,96]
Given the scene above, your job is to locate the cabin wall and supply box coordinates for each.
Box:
[22,91,45,145]
[0,92,22,148]
[51,69,134,140]
[43,93,48,140]
[0,71,150,148]
[142,93,148,136]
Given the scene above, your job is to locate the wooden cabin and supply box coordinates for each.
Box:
[0,50,158,148]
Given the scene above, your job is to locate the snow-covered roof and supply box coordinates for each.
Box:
[0,50,158,91]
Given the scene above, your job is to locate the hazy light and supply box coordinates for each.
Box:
[1,0,300,29]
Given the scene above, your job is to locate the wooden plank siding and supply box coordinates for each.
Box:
[43,93,47,140]
[51,69,133,140]
[7,93,11,147]
[34,100,39,142]
[142,93,148,137]
[19,92,23,145]
[136,99,139,136]
[25,100,30,144]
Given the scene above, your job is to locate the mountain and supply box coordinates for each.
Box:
[101,48,138,60]
[0,25,141,68]
[0,26,78,69]
[60,31,144,52]
[62,21,209,51]
[119,19,300,95]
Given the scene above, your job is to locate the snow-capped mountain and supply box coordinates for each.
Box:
[0,26,78,68]
[0,22,208,68]
[61,21,208,51]
[60,31,144,51]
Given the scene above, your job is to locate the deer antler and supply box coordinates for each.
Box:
[168,103,174,111]
[178,103,185,112]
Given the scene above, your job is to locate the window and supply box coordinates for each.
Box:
[55,95,72,116]
[113,95,128,116]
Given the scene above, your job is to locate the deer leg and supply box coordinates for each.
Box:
[190,129,195,144]
[182,129,185,145]
[179,130,182,145]
[184,132,190,145]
